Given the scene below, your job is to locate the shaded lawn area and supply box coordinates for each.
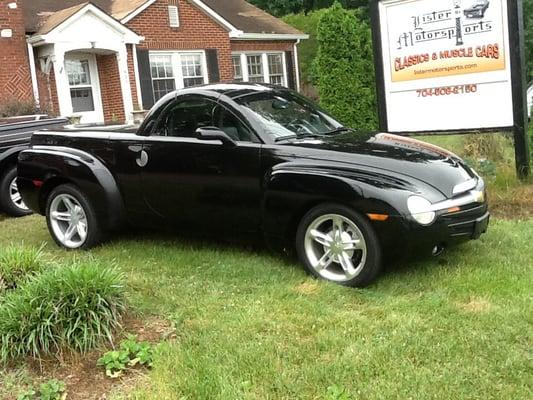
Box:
[0,214,532,399]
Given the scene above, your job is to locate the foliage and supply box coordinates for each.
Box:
[0,214,532,399]
[16,379,66,400]
[463,133,512,163]
[38,380,66,400]
[0,245,46,292]
[249,0,368,16]
[0,262,126,362]
[326,384,352,400]
[283,9,327,88]
[97,335,154,378]
[0,100,40,118]
[314,2,378,130]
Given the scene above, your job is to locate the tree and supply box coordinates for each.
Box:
[249,0,368,17]
[314,2,378,130]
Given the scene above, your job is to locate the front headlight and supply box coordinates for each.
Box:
[407,196,436,225]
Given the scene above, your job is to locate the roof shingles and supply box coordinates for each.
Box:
[23,0,304,37]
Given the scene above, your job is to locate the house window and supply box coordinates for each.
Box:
[150,55,176,102]
[232,52,287,87]
[168,5,179,27]
[149,52,207,101]
[232,55,243,82]
[268,54,284,86]
[181,54,204,88]
[247,55,264,83]
[66,59,95,112]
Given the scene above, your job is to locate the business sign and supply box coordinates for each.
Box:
[373,0,515,132]
[371,0,530,178]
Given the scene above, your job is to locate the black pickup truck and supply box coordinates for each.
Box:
[17,84,489,287]
[0,116,67,217]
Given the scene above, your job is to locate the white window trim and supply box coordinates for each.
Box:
[234,51,287,86]
[231,51,288,87]
[149,50,209,99]
[168,5,180,28]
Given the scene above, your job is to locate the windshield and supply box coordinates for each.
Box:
[234,90,344,141]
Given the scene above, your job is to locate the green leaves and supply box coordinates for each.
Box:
[97,335,155,378]
[0,245,46,292]
[0,261,126,362]
[314,2,378,131]
[16,380,66,400]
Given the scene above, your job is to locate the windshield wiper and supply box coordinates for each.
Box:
[274,132,321,142]
[325,127,352,135]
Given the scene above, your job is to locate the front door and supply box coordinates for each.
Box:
[65,53,104,123]
[140,95,263,233]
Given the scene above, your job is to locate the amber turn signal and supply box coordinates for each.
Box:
[367,213,389,221]
[447,206,461,213]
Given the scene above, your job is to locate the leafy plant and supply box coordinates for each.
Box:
[0,245,46,292]
[0,262,126,362]
[326,384,351,400]
[314,2,378,131]
[97,335,155,378]
[97,349,130,378]
[38,379,66,400]
[16,379,66,400]
[16,389,37,400]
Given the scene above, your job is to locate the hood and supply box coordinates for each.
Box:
[282,132,477,198]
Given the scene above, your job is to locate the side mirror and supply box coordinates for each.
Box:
[195,126,236,146]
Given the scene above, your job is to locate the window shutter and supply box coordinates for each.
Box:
[205,49,220,83]
[136,48,155,110]
[285,51,296,90]
[168,5,179,27]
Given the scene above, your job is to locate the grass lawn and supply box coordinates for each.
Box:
[1,213,532,399]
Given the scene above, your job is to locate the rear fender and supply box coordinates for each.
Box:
[18,146,125,229]
[0,146,27,173]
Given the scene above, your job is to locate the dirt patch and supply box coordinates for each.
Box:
[488,185,533,220]
[457,298,492,313]
[294,281,321,296]
[23,316,175,400]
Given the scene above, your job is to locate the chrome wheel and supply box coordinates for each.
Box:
[49,194,88,249]
[9,178,29,211]
[304,214,367,282]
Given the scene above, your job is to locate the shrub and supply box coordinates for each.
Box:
[314,2,378,131]
[0,100,39,118]
[0,262,126,361]
[463,133,512,163]
[0,245,46,292]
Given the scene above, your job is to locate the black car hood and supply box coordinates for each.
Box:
[282,132,476,198]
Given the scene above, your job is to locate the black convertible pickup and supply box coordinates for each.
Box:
[17,84,489,287]
[0,116,67,217]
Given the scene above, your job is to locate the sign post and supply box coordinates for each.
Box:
[370,0,530,179]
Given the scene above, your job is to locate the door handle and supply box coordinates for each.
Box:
[136,150,149,167]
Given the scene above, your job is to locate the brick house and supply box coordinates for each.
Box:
[0,0,308,123]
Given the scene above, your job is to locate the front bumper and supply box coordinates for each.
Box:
[375,201,490,257]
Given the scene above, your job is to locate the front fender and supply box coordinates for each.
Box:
[17,146,125,229]
[262,162,414,241]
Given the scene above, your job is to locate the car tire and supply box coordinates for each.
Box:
[46,184,104,250]
[296,203,382,287]
[0,165,32,217]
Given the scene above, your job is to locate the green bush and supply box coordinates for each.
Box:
[283,9,328,87]
[0,245,46,292]
[0,100,39,118]
[314,2,378,131]
[0,262,126,361]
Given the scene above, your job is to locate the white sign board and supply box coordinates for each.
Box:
[377,0,513,132]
